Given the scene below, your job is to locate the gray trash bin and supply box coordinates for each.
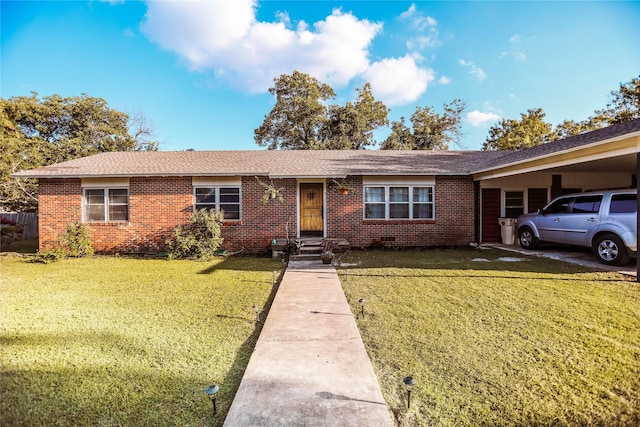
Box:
[498,218,516,245]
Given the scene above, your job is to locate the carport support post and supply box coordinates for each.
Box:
[636,153,639,282]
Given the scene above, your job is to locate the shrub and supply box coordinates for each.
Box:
[60,222,94,257]
[167,209,224,260]
[32,247,67,264]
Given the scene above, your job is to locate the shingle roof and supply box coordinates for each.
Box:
[475,118,640,171]
[12,119,640,179]
[13,150,503,179]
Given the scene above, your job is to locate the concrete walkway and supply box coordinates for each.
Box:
[223,261,394,427]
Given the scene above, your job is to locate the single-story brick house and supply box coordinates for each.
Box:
[13,119,640,255]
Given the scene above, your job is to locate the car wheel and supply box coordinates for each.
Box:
[518,227,539,250]
[594,234,630,266]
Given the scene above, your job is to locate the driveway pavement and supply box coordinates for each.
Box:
[223,260,394,427]
[488,243,637,277]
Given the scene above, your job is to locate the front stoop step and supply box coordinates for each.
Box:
[272,237,350,261]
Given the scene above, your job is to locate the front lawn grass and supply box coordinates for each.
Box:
[0,255,282,427]
[338,248,640,426]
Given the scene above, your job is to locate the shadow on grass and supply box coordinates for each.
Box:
[212,268,283,426]
[198,256,285,274]
[338,247,636,278]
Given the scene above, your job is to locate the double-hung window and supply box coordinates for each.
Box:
[364,185,434,220]
[84,188,129,222]
[194,186,241,220]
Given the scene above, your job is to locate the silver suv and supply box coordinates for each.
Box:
[516,189,637,265]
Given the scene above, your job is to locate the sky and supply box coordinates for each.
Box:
[2,1,639,152]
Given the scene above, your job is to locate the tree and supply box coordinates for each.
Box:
[482,108,552,151]
[254,71,389,150]
[592,75,640,126]
[381,99,465,150]
[322,83,389,149]
[1,93,157,212]
[254,71,336,150]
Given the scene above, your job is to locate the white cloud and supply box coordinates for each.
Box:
[459,59,487,81]
[400,3,439,50]
[141,1,384,92]
[466,110,500,127]
[363,55,434,105]
[500,34,527,61]
[438,76,452,85]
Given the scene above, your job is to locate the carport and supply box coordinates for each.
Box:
[472,119,640,280]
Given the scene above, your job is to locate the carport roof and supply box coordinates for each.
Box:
[475,118,640,172]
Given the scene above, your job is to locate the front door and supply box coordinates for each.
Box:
[300,183,324,234]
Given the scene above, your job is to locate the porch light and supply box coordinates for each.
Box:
[403,376,416,409]
[358,298,365,319]
[205,384,219,415]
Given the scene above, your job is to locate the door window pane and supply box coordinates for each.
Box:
[571,196,602,214]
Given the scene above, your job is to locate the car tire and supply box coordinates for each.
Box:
[518,227,539,250]
[594,234,630,266]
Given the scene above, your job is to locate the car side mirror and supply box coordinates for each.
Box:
[538,208,545,215]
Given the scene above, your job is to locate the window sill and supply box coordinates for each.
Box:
[86,221,130,225]
[363,219,436,225]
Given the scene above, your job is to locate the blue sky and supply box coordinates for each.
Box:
[2,1,639,151]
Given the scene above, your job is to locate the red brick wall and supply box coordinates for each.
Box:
[222,176,299,253]
[38,177,192,253]
[38,178,83,249]
[326,175,475,247]
[38,174,476,253]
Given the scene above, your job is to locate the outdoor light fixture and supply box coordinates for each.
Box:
[272,270,278,285]
[205,384,219,415]
[253,304,260,323]
[358,298,365,319]
[403,376,417,409]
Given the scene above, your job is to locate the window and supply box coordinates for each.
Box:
[610,194,636,214]
[571,195,602,214]
[84,188,129,222]
[194,186,240,220]
[504,191,524,218]
[364,185,434,220]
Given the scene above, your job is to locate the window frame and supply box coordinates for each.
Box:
[193,185,242,220]
[83,187,130,223]
[363,185,434,220]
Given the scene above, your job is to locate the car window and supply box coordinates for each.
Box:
[610,194,637,214]
[571,195,602,214]
[544,197,571,214]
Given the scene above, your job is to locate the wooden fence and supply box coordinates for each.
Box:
[1,212,38,240]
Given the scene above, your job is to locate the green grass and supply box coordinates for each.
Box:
[338,248,640,426]
[0,254,282,427]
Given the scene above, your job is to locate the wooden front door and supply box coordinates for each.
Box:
[300,183,324,233]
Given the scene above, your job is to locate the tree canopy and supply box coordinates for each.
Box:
[381,100,465,150]
[482,108,552,151]
[1,93,157,212]
[483,75,640,151]
[254,71,389,150]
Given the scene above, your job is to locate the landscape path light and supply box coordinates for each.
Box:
[272,270,278,285]
[358,298,365,319]
[205,384,219,415]
[403,376,416,409]
[253,304,260,323]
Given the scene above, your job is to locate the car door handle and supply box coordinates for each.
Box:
[587,218,598,222]
[554,218,563,222]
